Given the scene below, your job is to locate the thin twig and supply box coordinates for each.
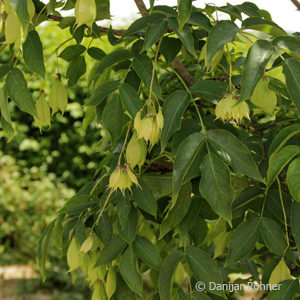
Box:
[291,0,300,10]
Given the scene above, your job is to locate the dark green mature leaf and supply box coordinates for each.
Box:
[95,235,127,266]
[144,20,168,50]
[291,202,300,254]
[273,36,300,60]
[119,83,142,118]
[168,17,196,57]
[199,152,233,224]
[132,180,157,216]
[287,158,300,202]
[239,40,274,101]
[186,247,224,297]
[132,54,161,97]
[95,0,110,20]
[118,206,138,244]
[10,0,29,30]
[75,218,86,245]
[0,65,11,80]
[268,124,300,157]
[93,212,112,244]
[117,194,131,230]
[87,47,106,60]
[173,132,205,196]
[92,49,133,80]
[103,94,124,144]
[158,250,183,300]
[160,37,182,64]
[207,129,263,182]
[120,246,143,295]
[161,90,190,151]
[267,280,299,300]
[59,195,98,214]
[283,59,300,115]
[226,217,260,265]
[177,0,192,31]
[66,55,86,86]
[133,236,161,270]
[38,220,55,282]
[260,217,288,256]
[188,11,212,31]
[142,174,172,198]
[159,187,192,239]
[236,2,261,18]
[267,145,300,188]
[242,18,287,36]
[6,68,37,118]
[181,292,211,300]
[206,20,239,67]
[190,80,227,104]
[59,45,86,61]
[124,14,165,37]
[23,31,45,78]
[87,81,120,106]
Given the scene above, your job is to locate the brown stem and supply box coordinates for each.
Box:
[133,0,196,87]
[291,0,300,10]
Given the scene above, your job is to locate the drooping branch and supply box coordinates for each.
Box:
[291,0,300,10]
[133,0,196,87]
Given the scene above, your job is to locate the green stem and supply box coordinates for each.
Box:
[226,44,233,92]
[118,120,132,165]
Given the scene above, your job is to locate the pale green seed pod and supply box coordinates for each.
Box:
[91,283,107,300]
[156,107,164,129]
[49,77,68,115]
[34,92,51,133]
[127,168,139,186]
[5,12,22,45]
[67,237,81,272]
[134,111,141,132]
[27,0,35,22]
[138,117,153,142]
[80,233,93,253]
[75,0,97,28]
[105,266,116,299]
[126,132,146,169]
[108,166,121,190]
[149,119,159,146]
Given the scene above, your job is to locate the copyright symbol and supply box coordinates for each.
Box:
[195,281,205,291]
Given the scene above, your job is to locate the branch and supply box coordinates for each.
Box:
[133,0,196,87]
[48,15,126,36]
[291,0,300,10]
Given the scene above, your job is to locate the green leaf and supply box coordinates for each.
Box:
[226,217,260,265]
[119,83,142,118]
[158,250,183,300]
[92,49,133,80]
[236,2,261,18]
[177,0,192,31]
[132,180,157,217]
[173,132,205,196]
[287,158,300,202]
[66,55,86,86]
[102,94,124,144]
[144,20,168,50]
[118,206,138,244]
[95,0,110,20]
[6,68,37,118]
[199,152,233,224]
[59,45,86,61]
[188,11,212,31]
[120,246,143,295]
[168,17,196,57]
[117,194,131,230]
[0,88,11,124]
[181,292,211,300]
[133,236,161,270]
[161,90,190,151]
[132,54,161,97]
[239,40,274,102]
[75,218,86,246]
[273,36,300,61]
[242,18,287,37]
[94,212,112,244]
[159,187,192,239]
[267,280,299,300]
[267,145,300,188]
[124,14,165,37]
[38,220,55,282]
[260,217,288,256]
[291,202,300,255]
[160,37,182,64]
[207,129,263,182]
[268,124,300,157]
[283,59,300,115]
[95,235,127,266]
[87,47,106,60]
[0,65,11,80]
[10,0,30,30]
[23,31,46,78]
[142,174,172,198]
[186,247,224,297]
[87,81,120,106]
[190,80,227,104]
[206,20,239,67]
[1,116,14,142]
